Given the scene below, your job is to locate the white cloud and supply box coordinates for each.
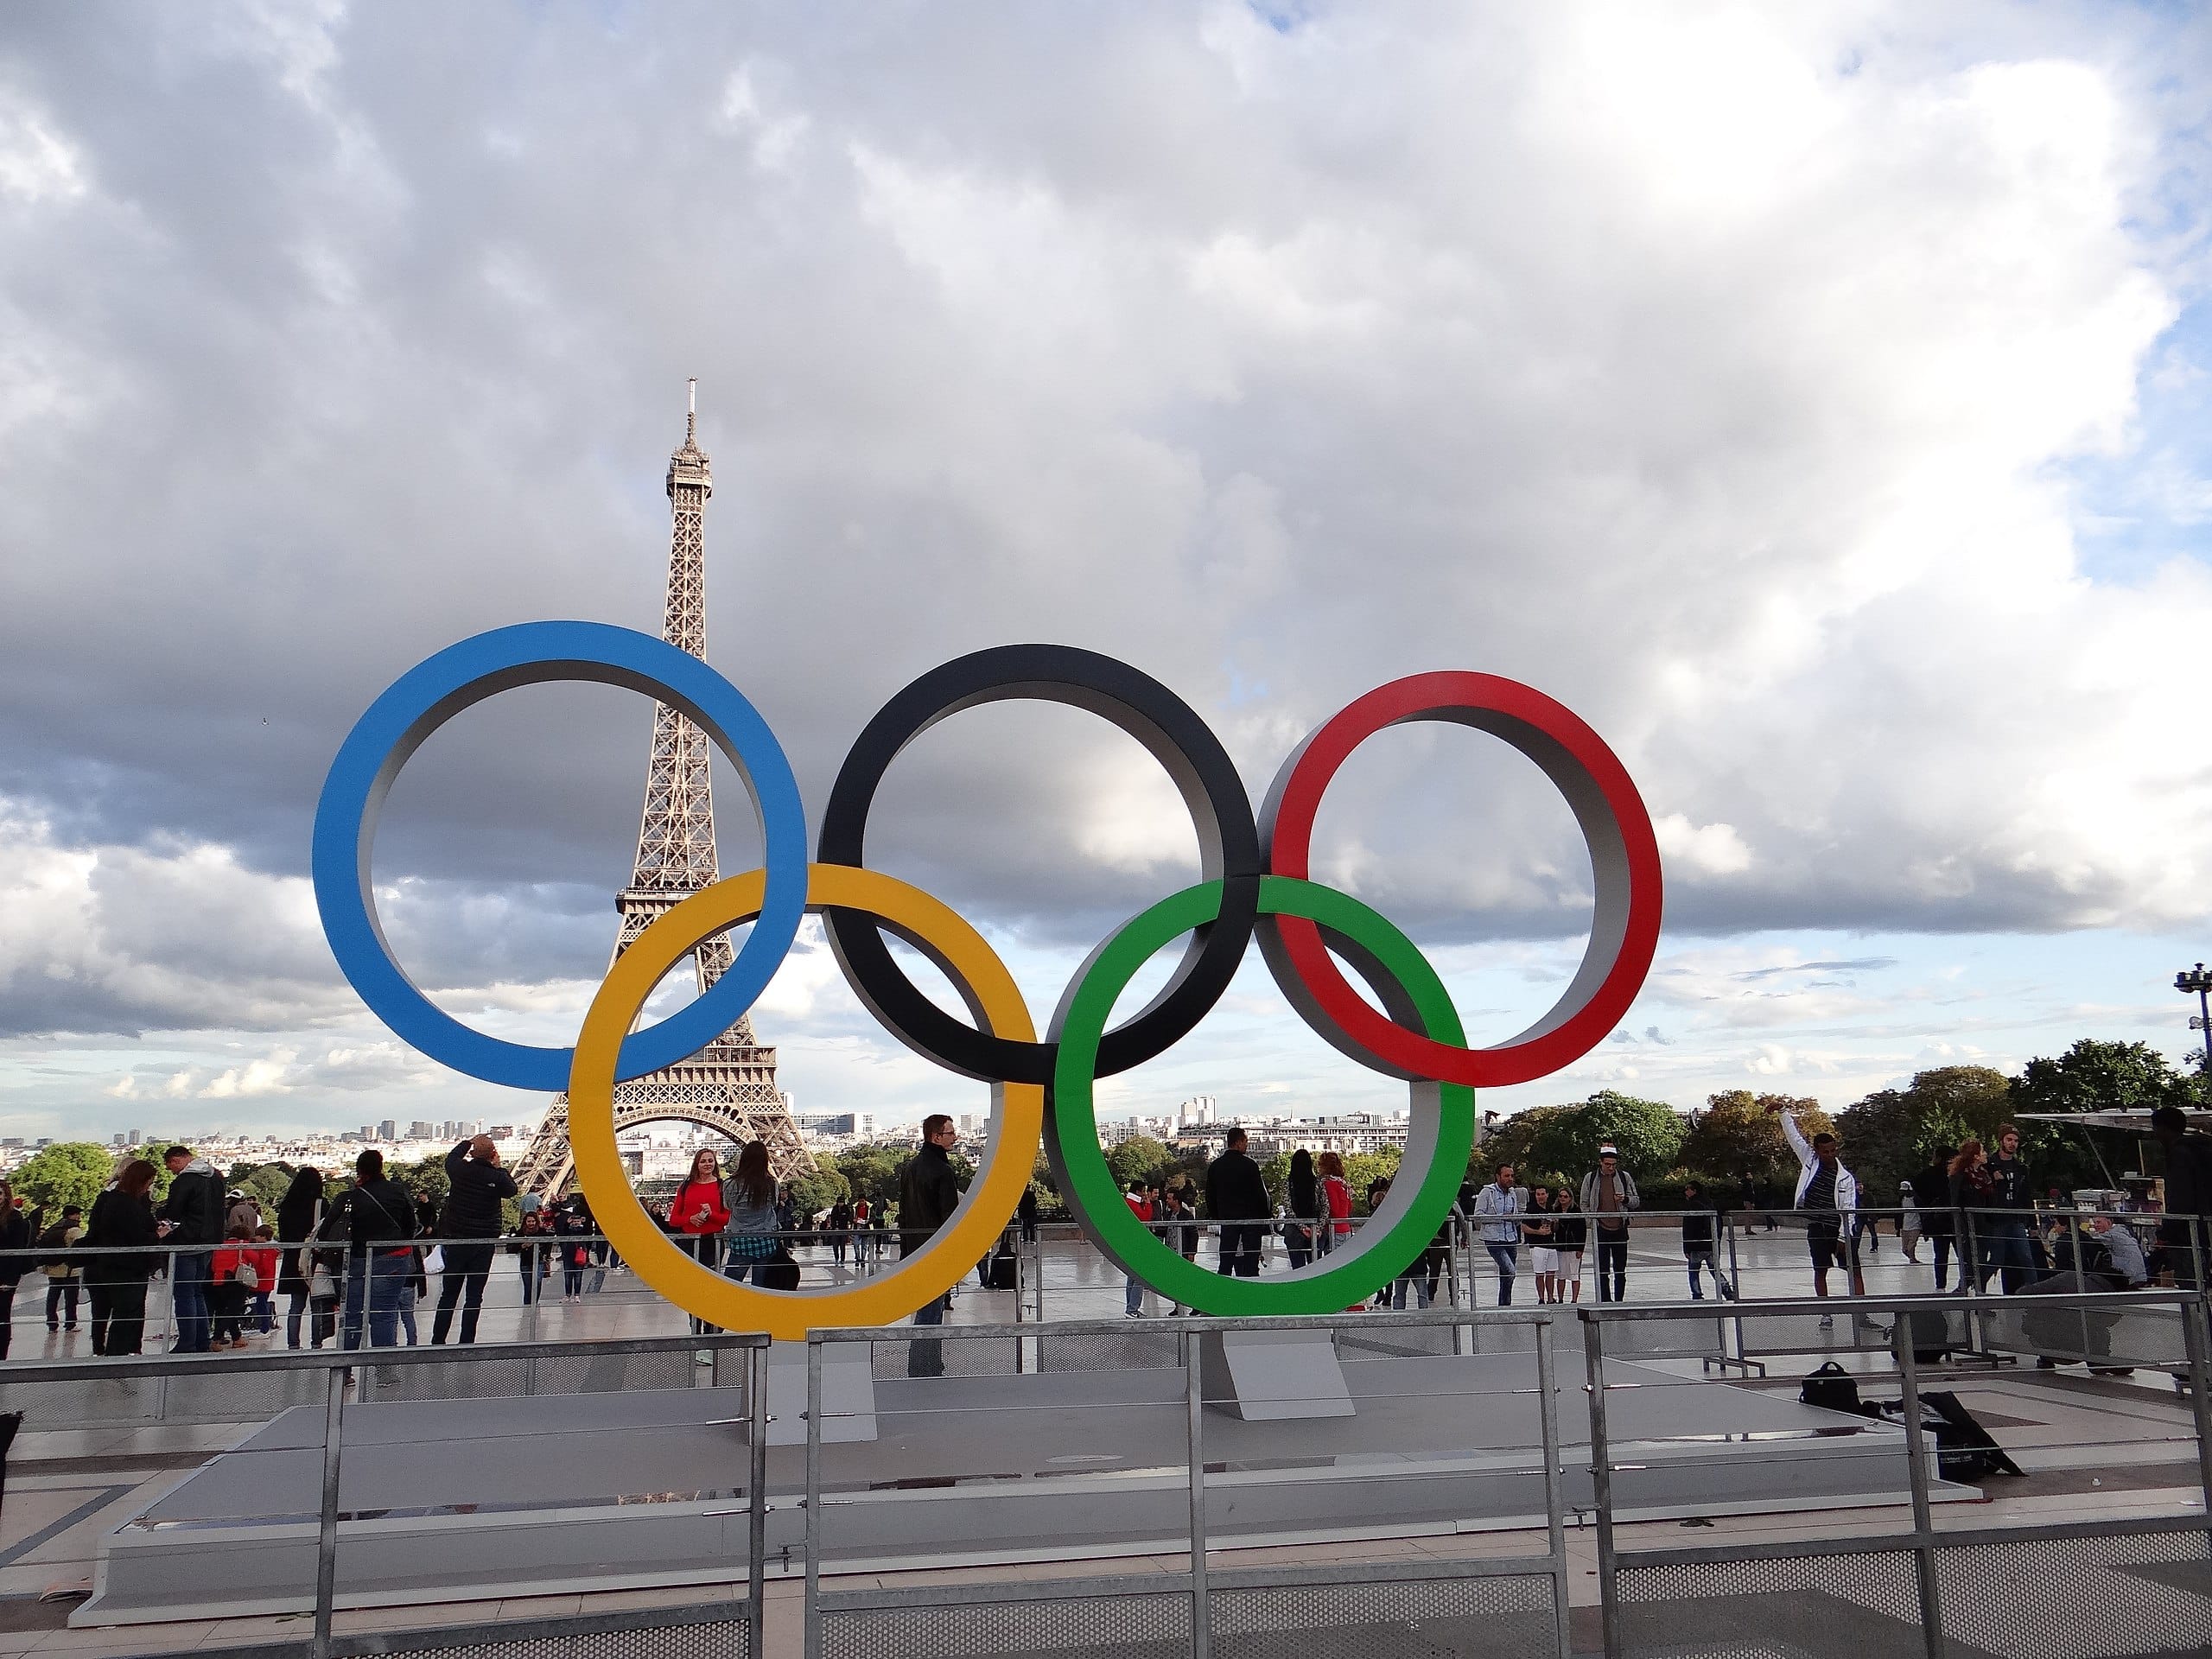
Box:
[2,3,2210,1133]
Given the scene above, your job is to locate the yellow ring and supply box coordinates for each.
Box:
[567,862,1044,1342]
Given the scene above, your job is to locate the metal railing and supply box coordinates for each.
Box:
[8,1252,2212,1658]
[0,1328,772,1659]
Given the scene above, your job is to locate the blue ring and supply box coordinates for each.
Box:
[310,621,808,1092]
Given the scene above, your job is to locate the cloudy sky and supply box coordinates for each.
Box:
[3,2,2210,1147]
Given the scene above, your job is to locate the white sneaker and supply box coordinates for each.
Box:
[694,1350,713,1366]
[1819,1313,1834,1329]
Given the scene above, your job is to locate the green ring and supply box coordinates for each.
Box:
[1048,874,1477,1316]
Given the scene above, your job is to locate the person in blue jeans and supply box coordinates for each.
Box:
[1975,1126,2037,1294]
[335,1149,419,1351]
[158,1147,226,1353]
[1471,1164,1526,1306]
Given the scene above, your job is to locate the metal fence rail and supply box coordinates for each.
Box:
[5,1287,2211,1658]
[0,1330,772,1659]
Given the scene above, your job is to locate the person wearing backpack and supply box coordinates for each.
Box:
[335,1150,419,1351]
[38,1206,85,1332]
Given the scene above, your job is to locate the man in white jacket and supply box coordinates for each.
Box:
[1768,1104,1876,1329]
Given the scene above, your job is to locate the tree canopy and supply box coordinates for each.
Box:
[1681,1092,1824,1183]
[1481,1091,1687,1186]
[6,1142,121,1214]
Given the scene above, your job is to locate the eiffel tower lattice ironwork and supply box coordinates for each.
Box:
[512,385,810,1199]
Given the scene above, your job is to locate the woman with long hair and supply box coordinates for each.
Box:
[84,1160,162,1356]
[673,1148,729,1272]
[1315,1152,1352,1256]
[1548,1186,1586,1305]
[1283,1149,1319,1269]
[1522,1184,1557,1303]
[1949,1140,1994,1289]
[0,1181,25,1360]
[276,1166,333,1349]
[721,1141,780,1287]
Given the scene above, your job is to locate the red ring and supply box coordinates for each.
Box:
[1259,672,1662,1088]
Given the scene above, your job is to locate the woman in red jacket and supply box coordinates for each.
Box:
[671,1149,728,1337]
[1316,1151,1353,1256]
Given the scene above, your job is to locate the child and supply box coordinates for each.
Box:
[209,1221,259,1350]
[248,1225,280,1337]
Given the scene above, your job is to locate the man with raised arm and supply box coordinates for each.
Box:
[1766,1103,1878,1332]
[431,1135,517,1346]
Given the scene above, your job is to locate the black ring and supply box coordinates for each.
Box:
[817,645,1261,1085]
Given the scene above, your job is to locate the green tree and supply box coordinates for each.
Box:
[833,1149,902,1209]
[1681,1092,1819,1183]
[786,1154,850,1217]
[2006,1039,2195,1194]
[1834,1065,2010,1202]
[1344,1147,1403,1211]
[229,1162,299,1211]
[391,1154,450,1207]
[1105,1136,1174,1191]
[1484,1091,1688,1187]
[2013,1039,2192,1117]
[8,1143,120,1214]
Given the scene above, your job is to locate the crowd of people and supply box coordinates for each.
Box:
[3,1107,2206,1359]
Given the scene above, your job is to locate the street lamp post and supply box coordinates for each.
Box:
[2179,963,2212,1076]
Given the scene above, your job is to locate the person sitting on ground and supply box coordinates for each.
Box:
[1769,1103,1878,1332]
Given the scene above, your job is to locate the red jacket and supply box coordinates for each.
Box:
[1323,1176,1352,1236]
[673,1179,729,1236]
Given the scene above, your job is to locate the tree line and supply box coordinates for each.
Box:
[10,1036,2197,1224]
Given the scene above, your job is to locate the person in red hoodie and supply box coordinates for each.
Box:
[671,1149,729,1337]
[247,1225,280,1338]
[209,1222,258,1350]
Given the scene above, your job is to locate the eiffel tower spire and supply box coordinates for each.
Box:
[512,385,811,1198]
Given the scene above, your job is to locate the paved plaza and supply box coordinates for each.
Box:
[0,1224,2204,1656]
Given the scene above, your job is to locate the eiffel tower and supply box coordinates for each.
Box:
[512,384,811,1199]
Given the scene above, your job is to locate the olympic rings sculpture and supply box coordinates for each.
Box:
[313,620,1662,1337]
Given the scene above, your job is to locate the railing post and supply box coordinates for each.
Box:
[1580,1309,1621,1659]
[1184,1323,1210,1659]
[1724,1210,1749,1365]
[1894,1327,1948,1659]
[312,1358,345,1659]
[803,1336,823,1659]
[1534,1313,1572,1659]
[747,1340,768,1659]
[2183,1290,2212,1555]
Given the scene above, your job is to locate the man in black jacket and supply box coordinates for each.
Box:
[1204,1128,1271,1278]
[1909,1148,1957,1290]
[2153,1106,2212,1288]
[431,1135,517,1345]
[336,1150,419,1351]
[898,1115,963,1377]
[158,1147,226,1353]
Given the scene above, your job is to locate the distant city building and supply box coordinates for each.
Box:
[791,1112,874,1138]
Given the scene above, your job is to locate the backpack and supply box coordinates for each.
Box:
[756,1249,801,1293]
[1800,1360,1861,1414]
